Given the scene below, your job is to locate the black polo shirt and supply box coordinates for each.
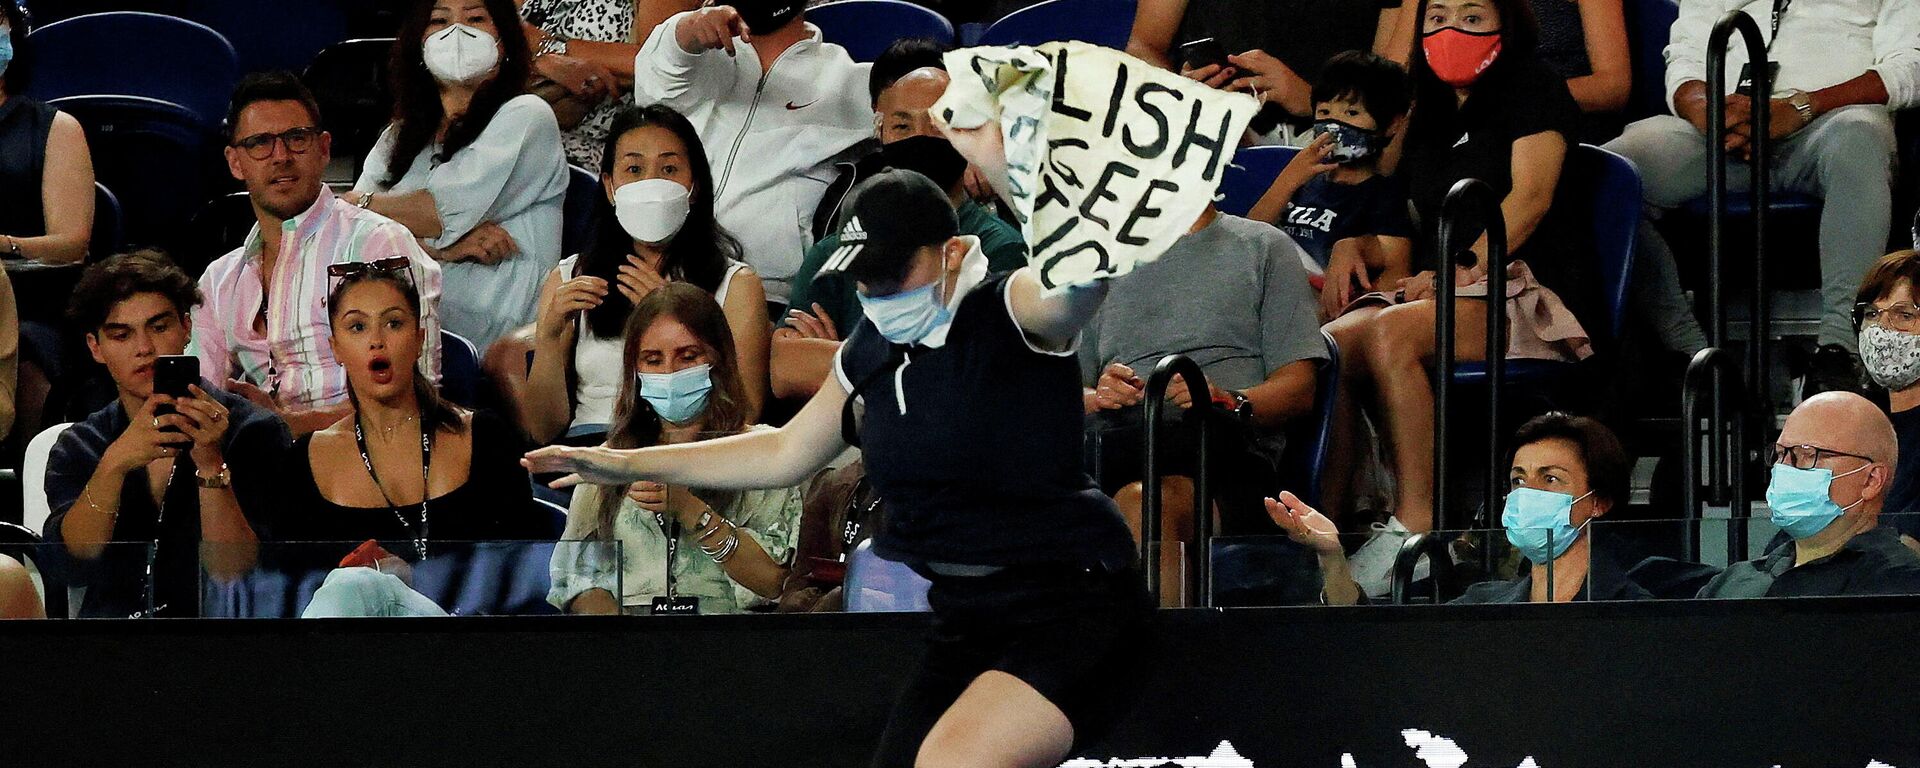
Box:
[1696,525,1920,599]
[1398,58,1593,321]
[1450,543,1653,604]
[834,272,1136,570]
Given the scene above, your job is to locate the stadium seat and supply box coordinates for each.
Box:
[50,94,223,251]
[304,38,396,181]
[439,330,483,408]
[1276,331,1340,508]
[563,165,601,259]
[91,182,124,260]
[182,191,254,280]
[808,0,955,62]
[25,11,239,129]
[181,0,350,76]
[1216,145,1297,219]
[978,0,1137,48]
[844,539,930,612]
[20,422,71,536]
[534,497,569,539]
[1622,0,1679,121]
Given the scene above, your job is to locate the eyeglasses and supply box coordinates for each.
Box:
[1767,443,1875,471]
[327,256,413,287]
[231,127,320,160]
[1854,301,1920,333]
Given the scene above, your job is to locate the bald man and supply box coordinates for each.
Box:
[1698,392,1920,598]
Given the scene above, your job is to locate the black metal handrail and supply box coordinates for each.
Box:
[1390,532,1455,605]
[1681,347,1751,564]
[1704,9,1772,479]
[1142,355,1215,606]
[1434,178,1507,533]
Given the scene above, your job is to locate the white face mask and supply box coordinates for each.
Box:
[613,178,692,244]
[422,24,500,85]
[1862,322,1920,391]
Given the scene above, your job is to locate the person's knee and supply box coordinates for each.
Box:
[1363,308,1427,370]
[1605,115,1706,206]
[1807,107,1897,183]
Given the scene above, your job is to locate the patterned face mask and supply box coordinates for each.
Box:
[1861,323,1920,391]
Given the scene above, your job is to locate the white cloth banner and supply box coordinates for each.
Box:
[933,42,1259,292]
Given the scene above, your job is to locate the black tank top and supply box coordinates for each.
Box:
[0,95,56,239]
[836,272,1136,570]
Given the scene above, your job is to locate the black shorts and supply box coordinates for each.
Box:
[1084,406,1285,536]
[868,564,1154,767]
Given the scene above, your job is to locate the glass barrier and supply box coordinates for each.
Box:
[1206,526,1575,606]
[3,541,167,618]
[200,540,620,618]
[1590,511,1920,601]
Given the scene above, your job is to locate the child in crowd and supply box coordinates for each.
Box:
[1249,51,1414,320]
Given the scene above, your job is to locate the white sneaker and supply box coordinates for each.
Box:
[1346,517,1430,598]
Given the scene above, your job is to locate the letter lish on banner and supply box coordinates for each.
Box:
[933,42,1258,293]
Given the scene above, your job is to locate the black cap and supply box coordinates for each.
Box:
[819,169,960,285]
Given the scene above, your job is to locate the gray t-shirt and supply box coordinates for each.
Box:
[1080,213,1327,391]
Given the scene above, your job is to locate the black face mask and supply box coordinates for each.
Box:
[879,135,968,193]
[732,0,801,34]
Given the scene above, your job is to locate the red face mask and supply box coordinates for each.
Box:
[1422,27,1503,87]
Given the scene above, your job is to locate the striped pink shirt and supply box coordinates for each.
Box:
[191,187,444,409]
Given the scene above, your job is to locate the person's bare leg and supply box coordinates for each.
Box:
[1361,299,1488,534]
[915,671,1074,768]
[0,556,45,619]
[1116,476,1194,608]
[1319,307,1383,522]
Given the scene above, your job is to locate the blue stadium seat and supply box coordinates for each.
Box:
[304,38,397,181]
[1623,0,1679,121]
[534,497,569,539]
[844,539,930,612]
[978,0,1136,48]
[50,94,219,250]
[26,11,239,129]
[1452,144,1640,385]
[1216,145,1297,219]
[1276,331,1340,508]
[180,0,350,76]
[808,0,954,62]
[90,182,123,260]
[439,329,483,408]
[562,165,600,259]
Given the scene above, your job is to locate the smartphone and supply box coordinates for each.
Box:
[152,355,199,432]
[1178,37,1230,72]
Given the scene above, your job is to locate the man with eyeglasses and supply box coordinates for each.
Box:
[193,72,443,435]
[1696,392,1920,598]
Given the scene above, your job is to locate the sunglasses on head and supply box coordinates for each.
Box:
[327,256,413,288]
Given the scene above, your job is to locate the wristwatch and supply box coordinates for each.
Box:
[536,32,570,58]
[195,463,232,489]
[1224,390,1254,420]
[1786,89,1814,127]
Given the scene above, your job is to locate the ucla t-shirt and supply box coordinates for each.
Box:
[1279,173,1414,273]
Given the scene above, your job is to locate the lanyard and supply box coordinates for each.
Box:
[1766,0,1792,52]
[353,415,434,560]
[135,462,182,618]
[658,513,682,599]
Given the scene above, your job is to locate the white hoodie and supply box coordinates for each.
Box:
[634,13,875,302]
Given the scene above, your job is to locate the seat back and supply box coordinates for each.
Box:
[304,38,397,180]
[91,182,124,261]
[534,497,569,539]
[844,539,931,612]
[181,0,350,76]
[1569,144,1641,343]
[1623,0,1679,121]
[51,95,221,250]
[181,191,254,280]
[22,422,73,537]
[1276,331,1340,507]
[562,165,601,259]
[438,330,483,408]
[1215,145,1298,219]
[979,0,1137,48]
[26,11,239,128]
[808,0,955,62]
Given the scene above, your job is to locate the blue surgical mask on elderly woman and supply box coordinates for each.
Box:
[1766,462,1870,540]
[638,364,713,425]
[1502,487,1594,563]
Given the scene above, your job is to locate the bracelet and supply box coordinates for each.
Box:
[696,517,733,543]
[82,489,117,518]
[3,234,21,259]
[357,192,375,210]
[698,521,738,555]
[706,533,740,564]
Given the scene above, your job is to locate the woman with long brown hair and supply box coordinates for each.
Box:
[547,282,800,615]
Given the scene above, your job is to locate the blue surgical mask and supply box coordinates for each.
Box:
[1766,462,1869,540]
[1310,119,1384,164]
[857,270,953,346]
[1502,487,1594,563]
[0,32,13,80]
[638,364,713,425]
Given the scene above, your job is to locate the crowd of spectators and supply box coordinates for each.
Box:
[2,0,1920,620]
